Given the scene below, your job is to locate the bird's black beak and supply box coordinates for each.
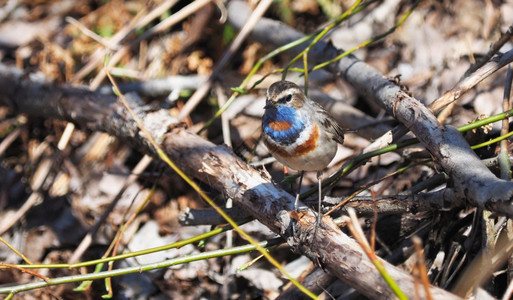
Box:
[264,99,273,109]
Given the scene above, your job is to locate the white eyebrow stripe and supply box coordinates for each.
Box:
[272,89,301,102]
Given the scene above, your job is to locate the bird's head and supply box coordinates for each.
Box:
[264,81,306,111]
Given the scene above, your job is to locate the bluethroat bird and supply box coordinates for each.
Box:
[262,80,344,236]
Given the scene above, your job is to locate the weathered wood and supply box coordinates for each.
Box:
[227,0,513,218]
[0,64,460,298]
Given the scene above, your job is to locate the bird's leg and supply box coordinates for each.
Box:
[292,171,305,241]
[294,171,305,211]
[313,170,323,240]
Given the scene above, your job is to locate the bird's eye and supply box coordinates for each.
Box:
[279,94,292,103]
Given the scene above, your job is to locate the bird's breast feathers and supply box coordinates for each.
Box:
[267,120,292,131]
[263,122,337,171]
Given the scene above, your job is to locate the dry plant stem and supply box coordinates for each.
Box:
[0,142,54,235]
[325,161,426,217]
[179,187,463,226]
[178,207,248,226]
[91,0,210,89]
[96,75,208,97]
[503,280,513,300]
[324,189,463,215]
[0,238,282,295]
[499,65,512,180]
[0,126,21,156]
[72,0,181,83]
[176,0,273,121]
[0,193,42,235]
[508,220,513,291]
[57,122,75,150]
[0,236,32,264]
[216,84,234,249]
[412,236,433,300]
[453,228,513,297]
[217,84,232,148]
[71,4,151,83]
[344,208,407,300]
[464,24,513,77]
[0,262,49,283]
[277,267,336,300]
[67,154,153,264]
[227,0,513,217]
[0,65,459,299]
[364,40,512,153]
[370,189,377,251]
[430,49,513,113]
[65,17,118,50]
[436,101,456,123]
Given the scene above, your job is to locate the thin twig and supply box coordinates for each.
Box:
[0,236,33,265]
[412,236,433,300]
[177,0,273,121]
[453,229,513,297]
[464,24,513,77]
[430,50,513,113]
[65,17,120,50]
[71,0,179,83]
[498,65,512,180]
[345,208,408,300]
[67,155,153,264]
[0,160,48,234]
[0,239,283,295]
[0,262,49,283]
[90,0,206,89]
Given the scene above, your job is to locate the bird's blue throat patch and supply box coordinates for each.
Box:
[263,105,305,145]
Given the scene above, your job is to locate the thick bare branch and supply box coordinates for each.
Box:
[0,64,459,299]
[180,188,465,226]
[227,0,513,217]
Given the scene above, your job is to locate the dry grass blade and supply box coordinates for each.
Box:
[345,208,408,300]
[0,262,49,283]
[67,155,153,264]
[177,0,274,121]
[453,231,513,297]
[91,0,212,89]
[412,236,433,300]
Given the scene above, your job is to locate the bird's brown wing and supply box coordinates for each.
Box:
[312,101,345,145]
